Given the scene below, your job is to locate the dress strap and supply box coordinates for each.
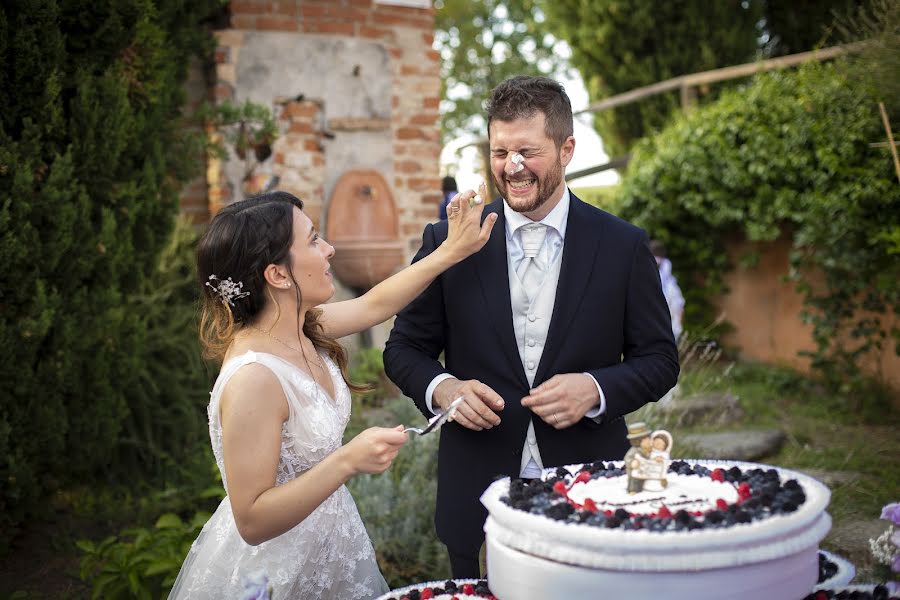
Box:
[208,351,295,426]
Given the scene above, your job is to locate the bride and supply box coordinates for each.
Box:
[169,188,495,599]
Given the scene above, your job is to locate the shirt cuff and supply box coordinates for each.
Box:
[582,372,606,420]
[425,373,456,415]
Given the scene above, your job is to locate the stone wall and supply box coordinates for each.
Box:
[718,235,900,402]
[180,58,213,224]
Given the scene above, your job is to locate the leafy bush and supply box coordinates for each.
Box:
[617,60,900,394]
[79,511,210,599]
[0,0,222,546]
[77,445,225,599]
[349,346,401,407]
[570,185,621,212]
[114,216,213,478]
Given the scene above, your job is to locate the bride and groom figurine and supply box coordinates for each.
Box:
[624,422,673,494]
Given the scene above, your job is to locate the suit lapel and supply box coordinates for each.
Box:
[535,195,602,384]
[475,202,530,389]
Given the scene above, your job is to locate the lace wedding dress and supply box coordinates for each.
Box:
[169,351,389,599]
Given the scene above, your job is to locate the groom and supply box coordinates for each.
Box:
[384,75,679,577]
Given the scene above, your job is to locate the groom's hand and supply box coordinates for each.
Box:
[434,378,504,431]
[521,373,599,429]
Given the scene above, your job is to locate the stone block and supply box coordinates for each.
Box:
[681,429,786,461]
[658,392,744,427]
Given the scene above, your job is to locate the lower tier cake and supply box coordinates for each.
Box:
[480,459,832,600]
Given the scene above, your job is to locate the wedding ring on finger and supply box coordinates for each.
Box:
[552,413,560,425]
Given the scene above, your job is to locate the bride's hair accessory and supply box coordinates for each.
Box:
[206,274,250,306]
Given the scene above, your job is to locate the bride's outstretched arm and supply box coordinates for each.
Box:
[318,183,496,340]
[221,364,407,546]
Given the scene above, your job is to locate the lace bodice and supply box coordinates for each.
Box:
[168,350,388,600]
[208,351,350,490]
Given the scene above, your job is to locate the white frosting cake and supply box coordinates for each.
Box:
[480,459,832,600]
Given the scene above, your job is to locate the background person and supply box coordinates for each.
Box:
[650,239,685,341]
[438,175,459,220]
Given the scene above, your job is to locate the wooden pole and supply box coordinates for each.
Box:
[878,102,900,184]
[680,84,698,111]
[575,42,866,117]
[565,155,632,182]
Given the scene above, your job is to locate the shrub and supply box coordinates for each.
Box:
[79,511,211,599]
[349,346,400,407]
[116,217,213,478]
[617,60,900,394]
[0,0,223,546]
[347,397,451,587]
[77,444,225,598]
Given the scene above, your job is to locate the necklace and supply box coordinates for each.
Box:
[249,325,325,371]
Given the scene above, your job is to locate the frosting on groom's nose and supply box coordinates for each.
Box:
[505,152,525,176]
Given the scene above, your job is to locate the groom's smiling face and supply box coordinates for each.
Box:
[489,112,574,221]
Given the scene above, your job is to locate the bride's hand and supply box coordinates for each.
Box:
[342,425,408,476]
[442,182,497,262]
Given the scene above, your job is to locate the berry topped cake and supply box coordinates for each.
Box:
[375,579,495,600]
[480,459,832,600]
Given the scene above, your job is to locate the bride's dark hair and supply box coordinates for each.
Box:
[197,191,367,393]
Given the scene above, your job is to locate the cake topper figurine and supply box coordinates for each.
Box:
[624,422,672,494]
[644,430,673,491]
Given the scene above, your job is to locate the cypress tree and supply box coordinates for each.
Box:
[0,0,222,543]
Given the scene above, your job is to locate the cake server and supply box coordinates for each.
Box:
[404,396,465,436]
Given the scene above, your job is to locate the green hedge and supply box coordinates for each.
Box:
[116,217,214,477]
[617,60,900,393]
[0,1,222,546]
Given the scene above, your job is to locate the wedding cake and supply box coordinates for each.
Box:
[480,458,832,600]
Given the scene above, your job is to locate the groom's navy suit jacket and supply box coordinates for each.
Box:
[384,193,680,555]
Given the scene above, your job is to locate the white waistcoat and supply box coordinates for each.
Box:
[508,247,563,475]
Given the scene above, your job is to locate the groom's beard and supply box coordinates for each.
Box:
[493,155,564,215]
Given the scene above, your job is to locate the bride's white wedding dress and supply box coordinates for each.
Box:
[169,351,389,599]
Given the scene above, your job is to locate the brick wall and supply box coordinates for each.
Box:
[179,58,212,224]
[198,0,441,259]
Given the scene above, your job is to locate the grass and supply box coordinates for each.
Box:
[633,359,900,583]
